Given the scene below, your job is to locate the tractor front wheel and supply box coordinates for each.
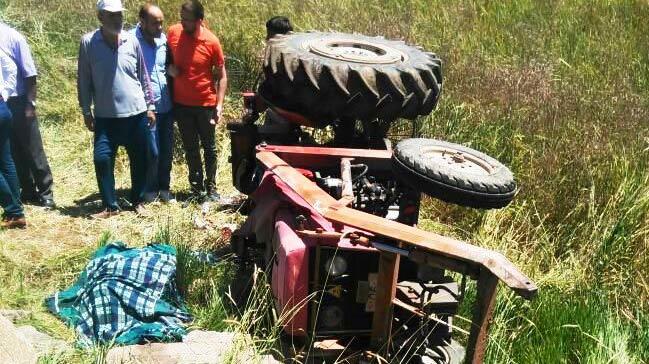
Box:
[392,138,517,209]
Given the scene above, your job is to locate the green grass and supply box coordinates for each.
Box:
[0,0,648,363]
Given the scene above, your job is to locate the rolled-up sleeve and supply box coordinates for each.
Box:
[77,37,93,115]
[135,42,154,109]
[15,33,37,78]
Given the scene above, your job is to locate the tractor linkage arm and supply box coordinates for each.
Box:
[256,145,537,364]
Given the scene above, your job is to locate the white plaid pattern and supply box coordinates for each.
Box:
[49,243,191,346]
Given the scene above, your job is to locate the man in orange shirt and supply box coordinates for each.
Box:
[167,0,227,201]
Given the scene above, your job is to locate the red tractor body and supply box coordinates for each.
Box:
[228,31,536,363]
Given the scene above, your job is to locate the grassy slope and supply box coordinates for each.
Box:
[0,0,648,363]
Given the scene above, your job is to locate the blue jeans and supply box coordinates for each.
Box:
[0,100,24,217]
[145,111,174,193]
[94,113,148,210]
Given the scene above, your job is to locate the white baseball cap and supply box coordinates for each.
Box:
[97,0,125,12]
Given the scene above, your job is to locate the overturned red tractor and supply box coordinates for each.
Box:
[228,31,536,363]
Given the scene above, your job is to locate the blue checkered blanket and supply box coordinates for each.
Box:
[46,242,191,346]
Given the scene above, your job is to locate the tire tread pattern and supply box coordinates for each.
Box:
[392,138,517,209]
[260,32,443,126]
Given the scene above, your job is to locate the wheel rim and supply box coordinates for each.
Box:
[419,146,495,176]
[308,37,406,64]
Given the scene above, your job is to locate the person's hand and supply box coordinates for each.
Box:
[147,110,156,127]
[210,104,223,125]
[168,64,179,78]
[83,114,95,132]
[25,103,36,121]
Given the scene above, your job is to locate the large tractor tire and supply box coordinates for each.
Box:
[259,32,442,127]
[392,139,517,209]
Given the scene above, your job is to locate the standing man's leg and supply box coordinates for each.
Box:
[125,113,149,207]
[93,118,120,212]
[156,111,174,201]
[175,105,204,195]
[7,95,54,206]
[0,100,25,226]
[7,96,37,202]
[144,120,159,202]
[195,107,218,199]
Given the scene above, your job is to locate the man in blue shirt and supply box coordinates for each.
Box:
[132,4,175,203]
[77,0,156,218]
[0,22,56,209]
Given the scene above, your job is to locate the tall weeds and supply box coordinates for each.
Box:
[1,0,647,362]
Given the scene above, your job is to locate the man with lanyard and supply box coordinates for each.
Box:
[131,4,175,203]
[167,0,228,202]
[77,0,156,218]
[0,21,56,209]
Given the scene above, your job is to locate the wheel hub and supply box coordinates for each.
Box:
[420,147,494,175]
[308,38,405,64]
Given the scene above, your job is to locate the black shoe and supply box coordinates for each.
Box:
[192,190,206,200]
[206,191,221,202]
[142,192,158,204]
[181,191,205,208]
[41,198,56,209]
[159,190,176,203]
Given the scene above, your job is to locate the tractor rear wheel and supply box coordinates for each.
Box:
[392,138,517,209]
[260,32,443,127]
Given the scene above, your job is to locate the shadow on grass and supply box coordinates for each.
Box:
[56,188,134,217]
[57,189,211,218]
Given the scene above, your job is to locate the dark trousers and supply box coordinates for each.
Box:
[0,100,24,217]
[174,105,217,193]
[7,95,54,201]
[94,113,148,210]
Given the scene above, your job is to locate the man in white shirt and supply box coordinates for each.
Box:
[0,21,56,208]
